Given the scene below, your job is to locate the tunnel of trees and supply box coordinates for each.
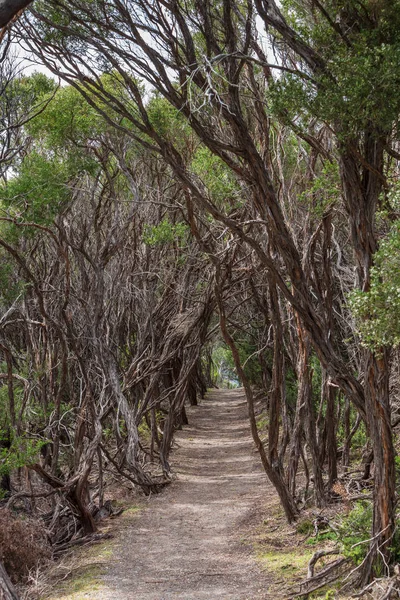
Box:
[1,0,400,596]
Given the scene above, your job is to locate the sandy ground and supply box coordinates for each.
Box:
[78,389,273,599]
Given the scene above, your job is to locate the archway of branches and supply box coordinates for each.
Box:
[2,0,400,590]
[0,61,388,590]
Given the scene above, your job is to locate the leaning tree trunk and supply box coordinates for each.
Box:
[287,383,305,498]
[268,283,285,474]
[0,562,20,600]
[322,370,338,489]
[297,322,326,507]
[360,348,395,584]
[321,213,337,488]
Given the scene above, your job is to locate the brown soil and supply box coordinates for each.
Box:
[50,389,277,599]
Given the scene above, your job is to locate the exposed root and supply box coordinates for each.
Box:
[288,555,350,599]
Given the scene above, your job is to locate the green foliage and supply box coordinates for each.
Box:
[272,1,400,137]
[138,418,151,443]
[142,218,189,247]
[256,414,269,432]
[4,71,56,122]
[147,94,190,146]
[0,72,68,229]
[338,427,365,458]
[0,75,108,233]
[339,502,373,565]
[0,379,23,425]
[336,401,366,452]
[349,221,400,348]
[27,72,140,151]
[284,365,298,412]
[210,344,238,388]
[305,502,372,566]
[306,530,337,546]
[0,258,25,304]
[191,146,242,207]
[299,162,341,217]
[0,151,72,227]
[27,84,102,151]
[0,435,46,477]
[236,338,262,386]
[18,71,57,99]
[296,519,314,535]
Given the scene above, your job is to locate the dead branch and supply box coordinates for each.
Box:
[307,549,340,579]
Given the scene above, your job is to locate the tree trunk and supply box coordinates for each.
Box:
[297,325,326,507]
[287,388,305,498]
[0,562,20,600]
[268,283,284,473]
[321,215,337,488]
[342,398,351,468]
[187,374,198,406]
[323,371,338,488]
[0,0,32,28]
[360,348,395,583]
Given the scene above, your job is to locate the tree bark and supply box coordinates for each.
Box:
[268,283,284,473]
[0,0,32,27]
[0,561,20,600]
[297,323,326,507]
[323,371,338,488]
[360,348,395,584]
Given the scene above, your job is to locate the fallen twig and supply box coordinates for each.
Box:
[53,533,113,556]
[307,549,340,579]
[287,557,350,599]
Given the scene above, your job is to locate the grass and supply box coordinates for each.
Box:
[257,548,313,583]
[121,505,141,517]
[256,414,269,432]
[46,563,104,599]
[44,551,107,600]
[248,499,313,593]
[247,498,352,600]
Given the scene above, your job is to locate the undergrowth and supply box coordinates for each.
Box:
[0,508,51,583]
[304,501,372,566]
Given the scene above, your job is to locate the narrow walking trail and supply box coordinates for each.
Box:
[93,389,272,599]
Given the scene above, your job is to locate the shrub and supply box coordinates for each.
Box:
[304,502,373,565]
[296,518,314,535]
[0,508,51,583]
[338,501,372,565]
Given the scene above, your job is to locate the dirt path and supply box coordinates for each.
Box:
[92,389,273,599]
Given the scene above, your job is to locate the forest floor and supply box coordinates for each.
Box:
[43,389,329,600]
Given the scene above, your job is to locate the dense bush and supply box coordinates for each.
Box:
[0,508,50,582]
